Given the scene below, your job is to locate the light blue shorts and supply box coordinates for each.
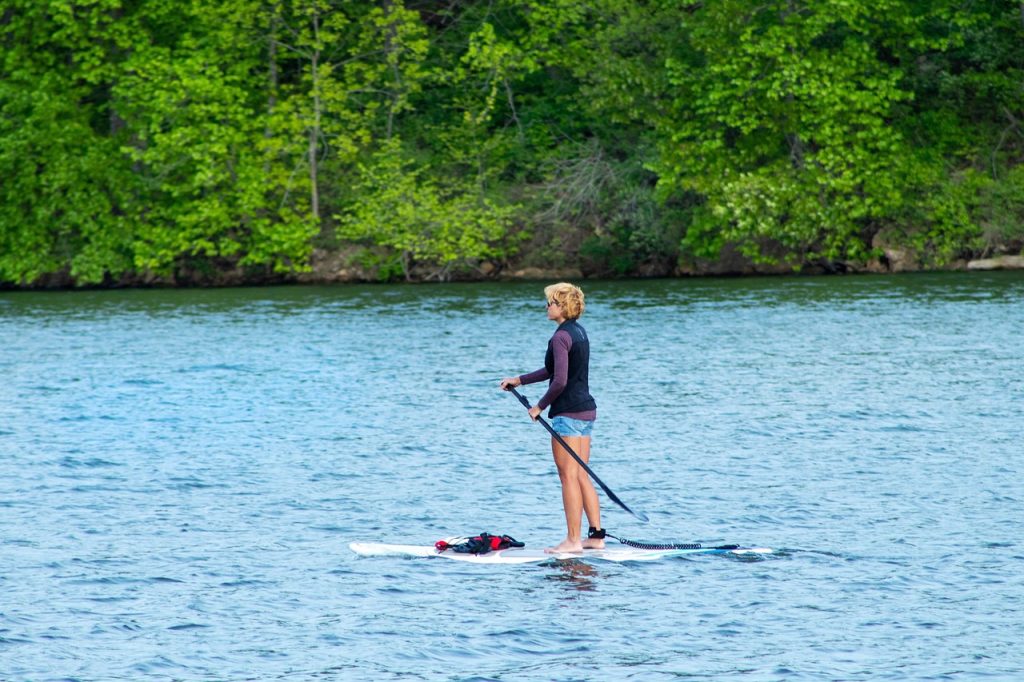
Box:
[550,416,594,438]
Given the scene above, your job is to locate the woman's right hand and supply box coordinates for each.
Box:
[499,376,521,391]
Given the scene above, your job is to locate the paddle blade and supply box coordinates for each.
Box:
[601,487,649,524]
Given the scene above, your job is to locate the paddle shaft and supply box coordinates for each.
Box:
[507,386,648,523]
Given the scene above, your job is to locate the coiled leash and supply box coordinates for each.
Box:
[590,527,738,551]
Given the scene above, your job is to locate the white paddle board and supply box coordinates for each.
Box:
[349,541,773,564]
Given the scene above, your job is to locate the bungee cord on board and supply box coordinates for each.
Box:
[591,527,738,552]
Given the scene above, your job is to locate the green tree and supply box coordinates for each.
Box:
[3,0,1022,286]
[116,1,318,278]
[891,0,1024,260]
[0,0,139,284]
[337,140,513,281]
[654,1,925,266]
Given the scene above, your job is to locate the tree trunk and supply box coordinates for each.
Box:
[309,12,321,225]
[383,0,400,140]
[265,11,279,160]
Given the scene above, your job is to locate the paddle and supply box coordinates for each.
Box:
[506,386,649,523]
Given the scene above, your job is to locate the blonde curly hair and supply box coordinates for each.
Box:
[544,282,585,320]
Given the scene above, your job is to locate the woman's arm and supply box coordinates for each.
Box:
[517,367,550,386]
[500,367,547,393]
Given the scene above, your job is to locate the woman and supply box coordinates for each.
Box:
[500,282,605,554]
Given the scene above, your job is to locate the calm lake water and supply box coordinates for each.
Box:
[2,273,1022,681]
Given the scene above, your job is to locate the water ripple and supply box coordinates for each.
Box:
[1,274,1022,680]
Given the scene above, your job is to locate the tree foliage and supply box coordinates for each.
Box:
[1,0,1021,285]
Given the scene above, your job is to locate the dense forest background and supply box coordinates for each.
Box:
[2,0,1023,286]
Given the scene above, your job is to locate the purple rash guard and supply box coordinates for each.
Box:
[518,329,597,421]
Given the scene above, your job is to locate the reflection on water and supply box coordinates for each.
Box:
[545,560,600,593]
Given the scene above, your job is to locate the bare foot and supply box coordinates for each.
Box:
[545,538,583,554]
[581,538,605,550]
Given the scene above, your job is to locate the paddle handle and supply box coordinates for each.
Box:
[507,386,648,523]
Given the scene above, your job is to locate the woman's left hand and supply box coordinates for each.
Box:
[528,406,542,421]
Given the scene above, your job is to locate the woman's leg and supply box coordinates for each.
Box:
[546,434,601,552]
[574,437,604,549]
[546,435,584,553]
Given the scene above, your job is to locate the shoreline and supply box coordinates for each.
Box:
[2,252,1022,292]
